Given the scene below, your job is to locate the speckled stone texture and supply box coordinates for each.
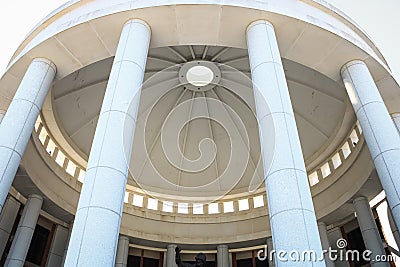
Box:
[64,19,150,267]
[247,20,325,267]
[0,58,55,211]
[342,60,400,236]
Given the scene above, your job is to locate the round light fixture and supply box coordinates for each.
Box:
[179,61,221,92]
[186,65,214,87]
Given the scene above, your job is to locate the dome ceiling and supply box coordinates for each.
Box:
[52,45,349,198]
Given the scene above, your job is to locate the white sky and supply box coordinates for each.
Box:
[0,0,67,75]
[0,1,399,79]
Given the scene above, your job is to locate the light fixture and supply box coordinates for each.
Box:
[179,61,221,92]
[186,65,214,87]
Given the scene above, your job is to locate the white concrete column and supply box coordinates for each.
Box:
[0,196,20,257]
[228,253,233,267]
[65,19,150,267]
[163,251,167,267]
[61,221,73,266]
[217,245,229,267]
[0,59,55,211]
[0,110,6,124]
[45,225,69,267]
[115,235,129,267]
[353,196,389,267]
[387,205,400,248]
[317,222,335,267]
[266,237,275,267]
[342,61,400,231]
[327,227,349,267]
[166,244,177,267]
[246,20,325,266]
[391,113,400,133]
[5,194,43,267]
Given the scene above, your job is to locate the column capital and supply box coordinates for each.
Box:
[123,19,151,34]
[391,112,400,118]
[217,244,229,249]
[353,195,368,204]
[340,59,367,75]
[32,57,57,73]
[27,194,43,202]
[246,20,274,32]
[119,235,130,242]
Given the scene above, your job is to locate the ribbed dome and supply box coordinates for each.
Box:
[52,45,348,198]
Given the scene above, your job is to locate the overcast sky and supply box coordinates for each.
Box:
[0,1,399,80]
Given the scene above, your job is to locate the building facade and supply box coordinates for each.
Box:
[0,0,399,266]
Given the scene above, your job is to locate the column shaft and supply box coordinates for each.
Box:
[45,225,69,267]
[267,237,275,267]
[0,196,20,257]
[341,61,400,230]
[327,227,349,267]
[0,110,6,124]
[5,194,43,267]
[387,205,400,248]
[0,59,55,211]
[246,20,324,266]
[317,222,334,267]
[217,245,229,267]
[166,245,177,267]
[64,19,150,266]
[61,221,73,266]
[391,113,400,133]
[115,235,129,267]
[163,251,167,267]
[353,196,388,267]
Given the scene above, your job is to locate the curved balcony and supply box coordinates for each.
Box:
[33,115,363,217]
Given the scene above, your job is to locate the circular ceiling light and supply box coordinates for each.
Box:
[179,61,221,92]
[186,65,214,87]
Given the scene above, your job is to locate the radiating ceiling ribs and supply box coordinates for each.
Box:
[145,69,180,75]
[138,79,182,118]
[220,69,251,75]
[222,56,249,65]
[189,45,196,60]
[219,77,253,106]
[211,47,230,62]
[147,56,180,65]
[214,87,262,181]
[209,87,263,187]
[70,113,100,138]
[202,46,209,60]
[293,107,330,139]
[288,78,344,104]
[134,88,188,183]
[177,91,196,190]
[142,77,180,92]
[167,46,188,62]
[54,79,109,101]
[202,91,221,191]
